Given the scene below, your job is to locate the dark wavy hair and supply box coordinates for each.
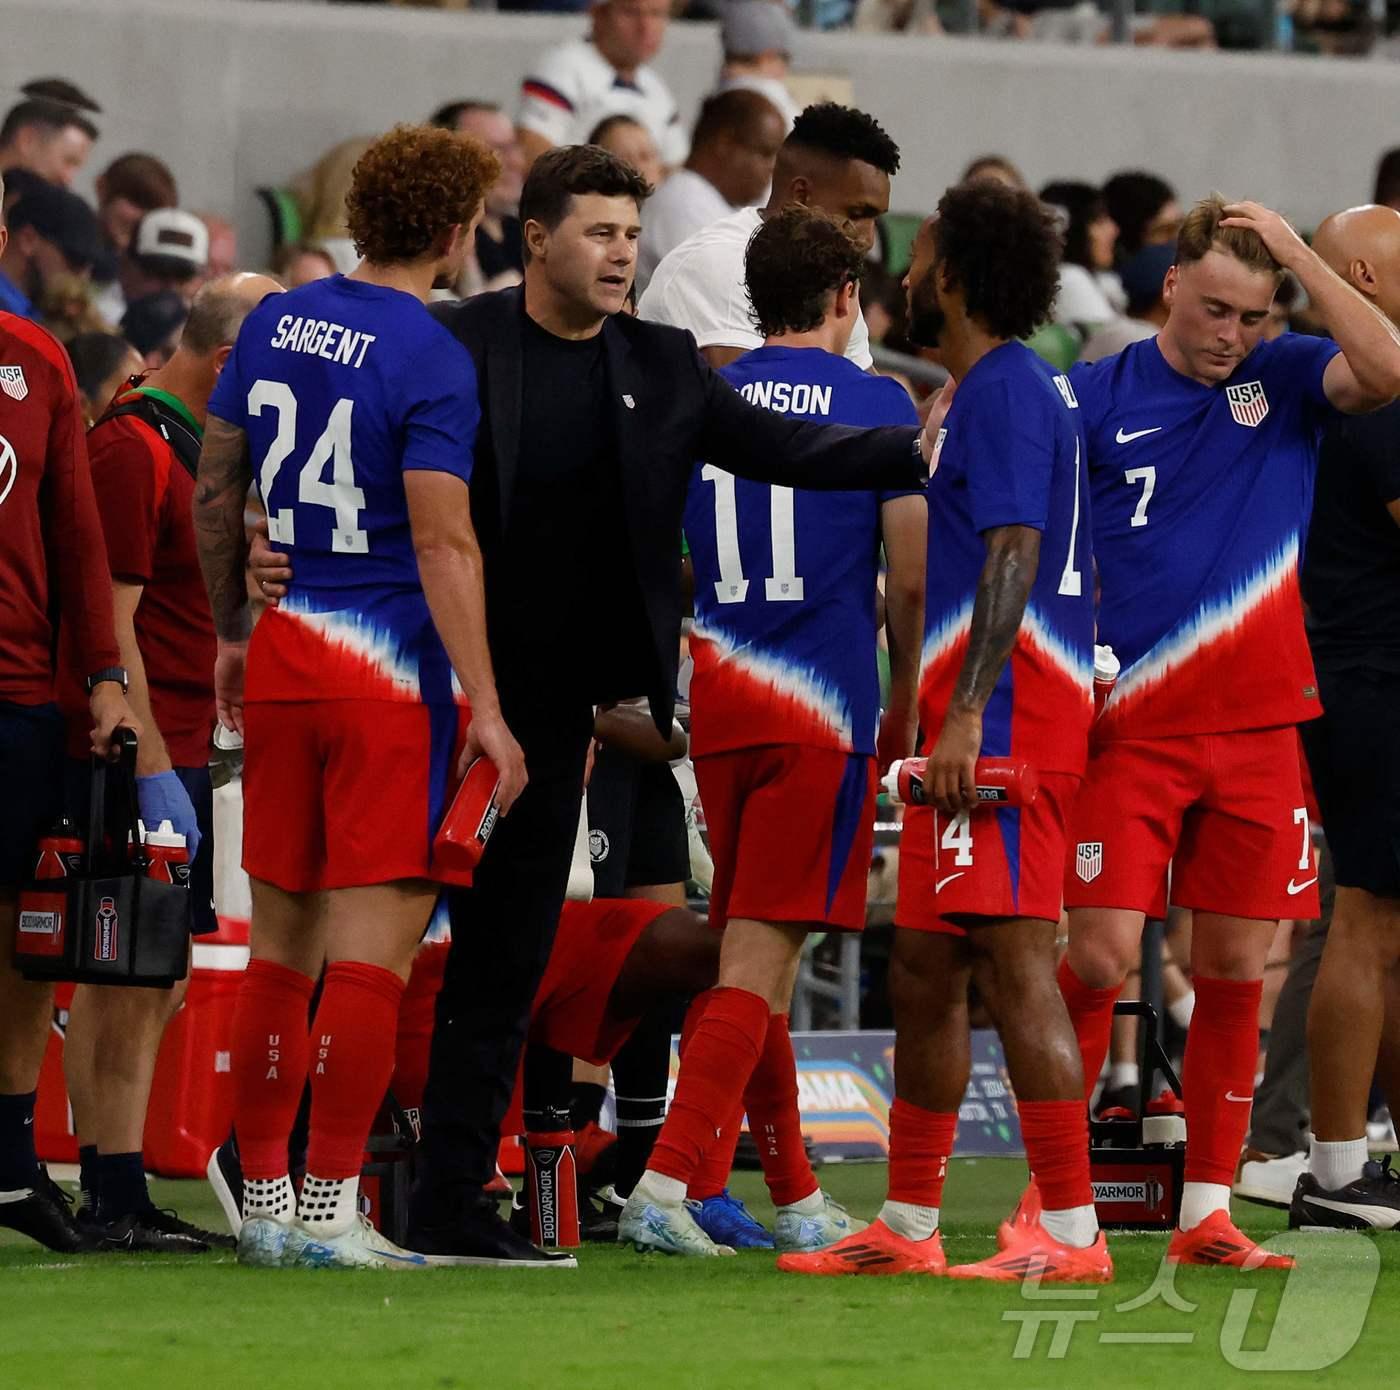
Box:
[787,102,900,177]
[746,205,866,338]
[346,124,499,265]
[933,180,1062,340]
[1039,180,1107,271]
[520,144,652,262]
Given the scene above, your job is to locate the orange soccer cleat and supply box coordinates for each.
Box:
[1167,1210,1295,1269]
[997,1177,1043,1250]
[949,1221,1113,1284]
[776,1219,946,1277]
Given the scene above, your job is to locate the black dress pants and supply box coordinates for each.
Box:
[411,698,594,1220]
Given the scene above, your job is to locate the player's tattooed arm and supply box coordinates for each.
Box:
[192,416,255,644]
[926,524,1041,816]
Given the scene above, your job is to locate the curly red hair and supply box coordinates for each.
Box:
[345,124,501,265]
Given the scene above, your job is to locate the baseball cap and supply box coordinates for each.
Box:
[7,183,104,269]
[721,0,794,57]
[132,208,209,273]
[1120,242,1176,315]
[121,290,189,357]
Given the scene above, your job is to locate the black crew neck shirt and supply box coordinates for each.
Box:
[1302,399,1400,673]
[497,311,656,704]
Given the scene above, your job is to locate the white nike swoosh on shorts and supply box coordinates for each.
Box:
[934,873,965,893]
[1287,878,1318,895]
[1116,426,1163,443]
[1225,1091,1253,1103]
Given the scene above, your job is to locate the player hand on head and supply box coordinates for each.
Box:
[248,519,291,606]
[926,705,981,816]
[1219,202,1308,272]
[460,708,528,816]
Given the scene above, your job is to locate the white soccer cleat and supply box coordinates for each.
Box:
[290,1215,430,1270]
[618,1189,736,1257]
[1233,1149,1307,1209]
[237,1216,296,1268]
[774,1191,868,1252]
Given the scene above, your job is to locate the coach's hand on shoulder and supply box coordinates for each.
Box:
[248,519,292,606]
[927,705,981,816]
[462,708,528,815]
[1220,202,1308,272]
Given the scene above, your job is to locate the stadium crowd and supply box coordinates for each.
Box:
[2,0,1400,1280]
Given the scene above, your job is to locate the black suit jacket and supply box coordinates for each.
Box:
[432,286,924,733]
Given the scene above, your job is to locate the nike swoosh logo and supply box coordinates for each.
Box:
[1116,426,1163,444]
[1303,1194,1400,1228]
[934,873,965,892]
[1287,877,1318,895]
[1225,1092,1252,1103]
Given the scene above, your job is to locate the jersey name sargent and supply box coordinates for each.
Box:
[269,314,377,369]
[738,379,832,417]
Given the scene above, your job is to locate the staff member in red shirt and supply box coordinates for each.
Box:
[59,273,280,1254]
[0,176,139,1253]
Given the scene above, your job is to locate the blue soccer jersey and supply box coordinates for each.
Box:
[685,345,922,757]
[208,276,480,706]
[921,341,1094,776]
[1072,331,1339,739]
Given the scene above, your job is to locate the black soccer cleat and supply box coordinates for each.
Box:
[0,1167,99,1252]
[95,1209,214,1254]
[1289,1156,1400,1230]
[142,1206,235,1250]
[206,1136,244,1238]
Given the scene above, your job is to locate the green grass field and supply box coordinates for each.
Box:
[2,1160,1393,1390]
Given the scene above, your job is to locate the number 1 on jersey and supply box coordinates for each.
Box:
[700,464,804,605]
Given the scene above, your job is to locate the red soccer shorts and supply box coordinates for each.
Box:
[1063,725,1319,920]
[530,897,670,1066]
[895,774,1081,932]
[242,698,470,893]
[696,745,876,932]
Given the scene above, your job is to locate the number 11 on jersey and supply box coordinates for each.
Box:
[700,464,804,605]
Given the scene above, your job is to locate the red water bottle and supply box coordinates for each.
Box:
[524,1114,580,1248]
[142,820,190,886]
[1093,644,1120,720]
[16,820,83,961]
[432,756,502,877]
[882,757,1039,808]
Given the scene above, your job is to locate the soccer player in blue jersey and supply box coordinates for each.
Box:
[618,205,928,1256]
[786,180,1109,1283]
[1057,195,1400,1268]
[193,126,528,1270]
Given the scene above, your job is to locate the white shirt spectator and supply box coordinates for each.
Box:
[636,169,734,293]
[1053,262,1118,331]
[640,206,873,369]
[519,38,686,167]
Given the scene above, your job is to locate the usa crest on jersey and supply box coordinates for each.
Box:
[0,365,27,401]
[1225,380,1268,428]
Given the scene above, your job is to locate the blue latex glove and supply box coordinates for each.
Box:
[136,771,202,864]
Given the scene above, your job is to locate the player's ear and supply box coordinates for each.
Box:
[523,217,549,263]
[835,277,856,319]
[1350,256,1378,299]
[1162,265,1179,306]
[212,344,234,376]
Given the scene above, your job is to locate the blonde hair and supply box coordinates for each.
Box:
[1176,193,1283,279]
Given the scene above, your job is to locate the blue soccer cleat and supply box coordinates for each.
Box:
[686,1190,775,1250]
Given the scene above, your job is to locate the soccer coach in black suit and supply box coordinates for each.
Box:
[253,144,927,1264]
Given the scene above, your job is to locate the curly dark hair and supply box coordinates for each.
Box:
[933,180,1062,341]
[745,205,865,339]
[787,102,900,177]
[345,124,500,265]
[520,144,652,261]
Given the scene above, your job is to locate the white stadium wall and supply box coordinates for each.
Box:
[3,0,1394,267]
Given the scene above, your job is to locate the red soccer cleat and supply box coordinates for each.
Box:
[1167,1210,1295,1269]
[485,1164,513,1198]
[997,1177,1042,1250]
[776,1219,946,1277]
[949,1221,1113,1284]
